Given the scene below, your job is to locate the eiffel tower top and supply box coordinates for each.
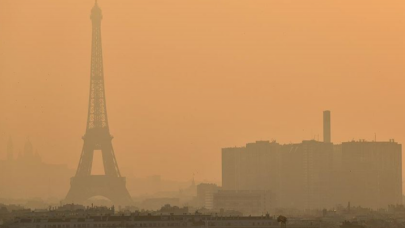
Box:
[91,0,102,23]
[86,0,109,132]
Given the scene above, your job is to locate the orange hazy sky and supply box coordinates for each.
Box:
[1,0,405,183]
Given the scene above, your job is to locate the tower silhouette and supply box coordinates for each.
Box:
[65,1,132,206]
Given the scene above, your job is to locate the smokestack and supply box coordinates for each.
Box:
[323,110,331,143]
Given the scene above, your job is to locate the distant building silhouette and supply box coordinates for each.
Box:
[281,140,334,209]
[213,190,275,215]
[196,183,218,209]
[0,139,73,199]
[340,140,402,209]
[222,111,402,210]
[222,140,333,210]
[178,176,197,204]
[222,141,283,205]
[20,138,41,163]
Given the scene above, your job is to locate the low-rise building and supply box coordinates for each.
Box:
[196,183,219,210]
[214,190,275,215]
[5,214,320,228]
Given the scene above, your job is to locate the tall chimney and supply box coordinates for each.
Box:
[323,110,331,143]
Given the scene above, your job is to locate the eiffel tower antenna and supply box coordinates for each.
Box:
[65,1,133,206]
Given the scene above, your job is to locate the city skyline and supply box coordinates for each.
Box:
[1,0,405,184]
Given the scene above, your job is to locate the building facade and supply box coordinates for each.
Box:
[222,139,402,210]
[196,183,219,210]
[340,140,402,209]
[222,141,282,197]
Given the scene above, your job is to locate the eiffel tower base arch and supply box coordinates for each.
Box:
[65,176,133,206]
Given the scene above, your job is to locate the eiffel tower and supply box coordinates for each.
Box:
[65,0,133,206]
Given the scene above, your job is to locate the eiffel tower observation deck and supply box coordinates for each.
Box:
[65,0,133,206]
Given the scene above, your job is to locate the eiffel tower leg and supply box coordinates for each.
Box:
[65,179,92,204]
[76,141,95,176]
[101,141,120,176]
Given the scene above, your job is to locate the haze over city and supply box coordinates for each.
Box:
[3,2,405,228]
[1,0,405,206]
[2,0,405,184]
